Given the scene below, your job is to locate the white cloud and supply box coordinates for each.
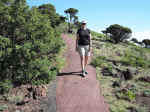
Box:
[131,30,150,42]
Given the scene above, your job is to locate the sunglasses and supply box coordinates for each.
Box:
[82,23,86,25]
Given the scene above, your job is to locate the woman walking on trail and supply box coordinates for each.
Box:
[76,20,92,77]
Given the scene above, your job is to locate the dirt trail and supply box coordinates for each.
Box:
[56,34,110,112]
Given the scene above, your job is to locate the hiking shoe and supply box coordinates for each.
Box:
[84,70,88,75]
[82,70,88,75]
[82,70,86,77]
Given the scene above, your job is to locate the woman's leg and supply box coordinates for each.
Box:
[84,45,90,69]
[84,55,89,68]
[80,55,85,71]
[78,45,85,71]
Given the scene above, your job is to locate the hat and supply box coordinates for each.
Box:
[81,20,87,24]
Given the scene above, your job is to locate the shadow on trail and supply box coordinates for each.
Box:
[57,71,82,76]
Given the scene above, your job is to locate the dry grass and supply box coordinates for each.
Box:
[92,35,150,112]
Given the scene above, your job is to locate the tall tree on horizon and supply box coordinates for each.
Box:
[64,8,78,33]
[142,39,150,48]
[103,24,132,43]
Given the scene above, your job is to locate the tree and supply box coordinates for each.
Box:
[64,8,79,33]
[103,24,132,43]
[131,38,138,43]
[38,4,65,28]
[0,0,64,90]
[142,39,150,48]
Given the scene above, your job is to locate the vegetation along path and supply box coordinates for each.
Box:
[56,34,110,112]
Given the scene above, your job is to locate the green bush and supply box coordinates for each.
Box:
[91,56,107,67]
[91,31,105,38]
[110,105,126,112]
[0,104,8,112]
[38,4,66,28]
[116,90,136,102]
[125,90,136,101]
[120,50,150,68]
[0,80,13,94]
[143,90,150,97]
[0,0,65,92]
[142,39,150,47]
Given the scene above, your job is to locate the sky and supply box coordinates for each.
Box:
[27,0,150,41]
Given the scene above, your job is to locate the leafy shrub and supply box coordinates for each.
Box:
[0,80,13,94]
[0,105,8,112]
[131,38,139,43]
[7,95,24,104]
[116,89,136,102]
[110,105,126,112]
[0,0,65,92]
[120,50,150,68]
[143,90,150,97]
[38,4,66,28]
[91,56,107,67]
[142,39,150,47]
[125,90,136,101]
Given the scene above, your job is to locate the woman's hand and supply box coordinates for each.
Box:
[89,46,92,52]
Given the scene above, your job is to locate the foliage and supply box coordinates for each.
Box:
[91,31,106,39]
[91,56,107,67]
[0,80,13,94]
[103,24,132,43]
[131,38,139,43]
[38,4,66,28]
[0,0,65,93]
[143,90,150,97]
[7,94,24,104]
[116,89,136,102]
[125,90,136,101]
[120,50,150,68]
[64,8,79,32]
[0,104,8,112]
[142,39,150,47]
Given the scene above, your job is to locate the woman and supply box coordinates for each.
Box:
[76,20,92,77]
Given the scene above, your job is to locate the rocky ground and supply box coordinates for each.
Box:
[0,80,56,112]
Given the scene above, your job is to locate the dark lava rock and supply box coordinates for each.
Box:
[123,68,133,80]
[138,76,150,83]
[112,81,121,88]
[102,67,113,76]
[127,107,138,112]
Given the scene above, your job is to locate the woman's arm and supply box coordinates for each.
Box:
[76,33,79,51]
[89,33,92,51]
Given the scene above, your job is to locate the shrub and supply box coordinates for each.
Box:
[38,4,66,28]
[125,90,136,101]
[143,90,150,97]
[120,50,150,68]
[116,90,136,102]
[0,105,8,112]
[91,56,107,67]
[142,39,150,47]
[131,38,139,43]
[0,0,65,92]
[0,80,13,94]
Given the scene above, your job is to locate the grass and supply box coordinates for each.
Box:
[91,56,107,67]
[6,94,24,104]
[92,33,150,112]
[0,105,8,112]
